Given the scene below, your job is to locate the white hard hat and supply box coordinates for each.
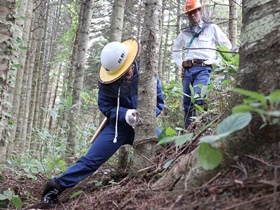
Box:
[99,39,139,84]
[100,42,128,73]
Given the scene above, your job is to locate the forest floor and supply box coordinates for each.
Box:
[1,118,280,210]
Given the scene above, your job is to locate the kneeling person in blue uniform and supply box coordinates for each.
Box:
[41,39,165,205]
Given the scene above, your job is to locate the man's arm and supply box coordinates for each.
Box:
[213,24,232,49]
[172,33,185,67]
[98,91,129,123]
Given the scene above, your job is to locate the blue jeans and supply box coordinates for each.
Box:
[53,123,161,188]
[182,65,212,128]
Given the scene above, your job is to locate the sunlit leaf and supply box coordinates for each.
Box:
[199,133,229,144]
[217,45,232,62]
[0,194,7,200]
[12,196,22,210]
[268,90,280,104]
[216,113,252,135]
[233,88,267,107]
[175,133,193,146]
[198,143,223,170]
[266,111,280,117]
[232,105,255,113]
[49,109,57,120]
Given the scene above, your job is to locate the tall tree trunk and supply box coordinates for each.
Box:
[174,0,182,81]
[0,0,16,161]
[132,0,163,174]
[66,0,93,163]
[229,0,238,48]
[160,0,172,81]
[16,1,46,155]
[38,0,52,130]
[8,0,33,157]
[62,19,79,141]
[46,0,63,131]
[109,0,126,41]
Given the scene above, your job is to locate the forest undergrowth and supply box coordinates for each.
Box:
[1,115,279,210]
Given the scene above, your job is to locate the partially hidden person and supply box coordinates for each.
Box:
[172,0,232,129]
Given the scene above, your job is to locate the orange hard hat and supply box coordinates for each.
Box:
[181,0,205,15]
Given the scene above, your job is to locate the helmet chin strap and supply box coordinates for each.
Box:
[113,87,121,143]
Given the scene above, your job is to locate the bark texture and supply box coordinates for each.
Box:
[0,0,16,160]
[132,0,163,174]
[66,0,93,161]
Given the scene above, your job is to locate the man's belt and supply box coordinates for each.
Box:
[182,59,207,68]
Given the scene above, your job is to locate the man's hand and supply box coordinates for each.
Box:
[125,109,139,129]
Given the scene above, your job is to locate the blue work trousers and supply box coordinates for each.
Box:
[182,66,211,126]
[53,123,161,188]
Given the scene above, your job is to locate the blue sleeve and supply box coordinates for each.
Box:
[156,78,164,117]
[98,91,128,123]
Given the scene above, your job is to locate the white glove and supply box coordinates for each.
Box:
[125,109,139,129]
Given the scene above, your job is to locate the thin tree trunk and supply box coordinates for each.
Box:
[229,0,238,48]
[16,0,45,154]
[132,0,163,174]
[66,0,94,162]
[0,0,16,161]
[109,0,126,41]
[174,0,181,81]
[8,0,33,156]
[38,1,51,130]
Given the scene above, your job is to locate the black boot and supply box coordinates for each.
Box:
[41,179,66,205]
[184,109,196,129]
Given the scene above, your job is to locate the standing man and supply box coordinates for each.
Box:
[172,0,232,129]
[41,39,164,205]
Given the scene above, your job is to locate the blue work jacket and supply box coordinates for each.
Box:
[98,61,164,126]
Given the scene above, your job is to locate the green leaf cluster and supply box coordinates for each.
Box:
[0,190,22,210]
[158,127,193,146]
[215,45,239,78]
[233,89,280,127]
[198,113,252,170]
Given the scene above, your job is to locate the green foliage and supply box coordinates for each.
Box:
[200,113,252,144]
[70,190,83,199]
[41,94,76,121]
[0,190,22,210]
[54,1,79,63]
[198,113,252,170]
[198,89,280,170]
[198,143,223,170]
[20,159,45,179]
[232,89,280,127]
[58,95,74,110]
[6,156,46,180]
[215,45,239,78]
[158,126,193,146]
[81,89,98,109]
[160,81,185,129]
[45,158,67,177]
